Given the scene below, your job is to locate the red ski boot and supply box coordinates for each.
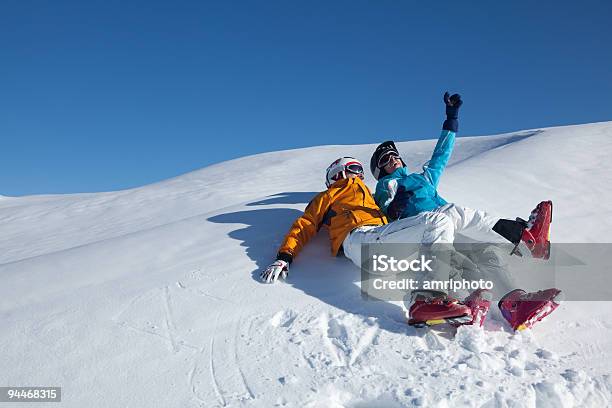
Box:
[514,201,553,259]
[464,289,492,327]
[498,288,563,331]
[408,293,472,327]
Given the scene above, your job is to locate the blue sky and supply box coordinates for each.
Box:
[2,0,611,196]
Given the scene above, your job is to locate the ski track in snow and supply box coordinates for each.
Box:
[208,310,227,407]
[162,285,179,353]
[187,363,207,406]
[187,279,256,406]
[235,316,256,400]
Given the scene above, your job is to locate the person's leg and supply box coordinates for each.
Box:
[379,211,455,244]
[436,204,508,243]
[462,243,517,300]
[438,205,520,298]
[381,211,456,297]
[343,212,456,293]
[368,212,477,322]
[438,203,531,260]
[341,214,437,268]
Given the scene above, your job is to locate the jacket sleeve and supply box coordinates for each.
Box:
[422,129,455,188]
[277,191,331,262]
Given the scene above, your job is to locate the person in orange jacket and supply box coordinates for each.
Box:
[261,157,386,283]
[260,156,457,283]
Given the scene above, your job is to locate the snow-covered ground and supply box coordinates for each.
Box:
[1,122,611,407]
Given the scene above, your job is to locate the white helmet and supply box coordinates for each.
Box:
[325,157,365,188]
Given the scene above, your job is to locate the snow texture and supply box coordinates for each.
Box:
[1,122,612,407]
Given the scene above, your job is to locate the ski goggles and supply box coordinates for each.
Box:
[345,162,364,175]
[377,151,401,169]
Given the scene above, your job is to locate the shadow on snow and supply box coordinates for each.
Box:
[208,192,413,335]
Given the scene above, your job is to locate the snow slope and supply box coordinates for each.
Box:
[1,122,611,407]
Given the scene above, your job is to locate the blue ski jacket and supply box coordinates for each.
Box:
[374,129,455,219]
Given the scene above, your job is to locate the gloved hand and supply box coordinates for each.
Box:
[387,186,411,220]
[260,260,289,283]
[443,92,463,119]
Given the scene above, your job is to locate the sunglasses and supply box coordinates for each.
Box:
[377,151,401,169]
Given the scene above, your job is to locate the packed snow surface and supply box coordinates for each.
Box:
[1,122,612,407]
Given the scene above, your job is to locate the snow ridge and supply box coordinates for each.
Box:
[1,122,612,407]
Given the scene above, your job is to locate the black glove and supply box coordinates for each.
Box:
[387,186,411,220]
[444,92,462,119]
[443,92,462,132]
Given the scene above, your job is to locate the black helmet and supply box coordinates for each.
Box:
[370,140,406,180]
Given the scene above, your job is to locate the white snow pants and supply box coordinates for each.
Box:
[342,203,515,295]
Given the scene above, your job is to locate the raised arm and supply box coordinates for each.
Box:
[422,92,463,188]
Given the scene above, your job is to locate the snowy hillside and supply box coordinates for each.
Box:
[1,122,612,407]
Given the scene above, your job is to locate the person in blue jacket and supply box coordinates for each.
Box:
[372,92,463,219]
[369,92,559,328]
[371,92,543,252]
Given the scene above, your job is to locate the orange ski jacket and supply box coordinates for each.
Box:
[277,177,387,261]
